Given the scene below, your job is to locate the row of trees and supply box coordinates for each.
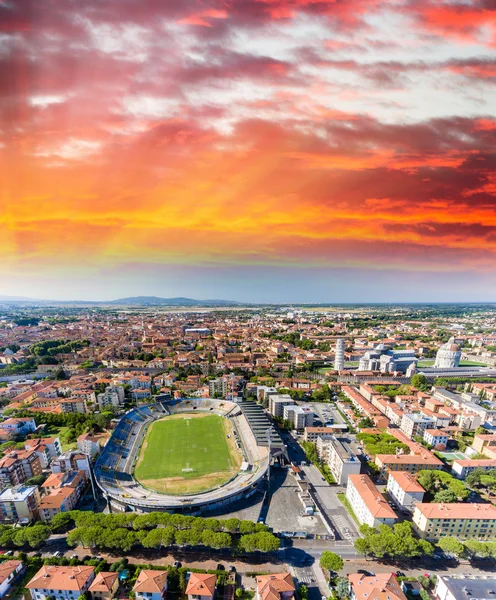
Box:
[437,537,496,559]
[354,522,433,558]
[54,511,280,554]
[0,524,51,549]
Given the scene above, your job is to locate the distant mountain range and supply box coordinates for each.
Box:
[0,295,240,307]
[109,296,240,306]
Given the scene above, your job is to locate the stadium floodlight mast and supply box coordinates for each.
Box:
[266,426,275,487]
[81,451,97,501]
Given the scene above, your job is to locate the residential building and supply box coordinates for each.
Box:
[386,471,425,512]
[25,437,61,460]
[27,565,95,600]
[77,434,101,458]
[132,570,167,600]
[38,470,87,522]
[0,485,41,522]
[317,436,361,485]
[186,572,216,600]
[412,503,496,540]
[60,398,87,414]
[0,418,36,436]
[423,429,449,448]
[283,405,313,430]
[304,427,336,443]
[51,451,90,475]
[435,575,496,600]
[88,572,119,600]
[375,453,444,477]
[348,573,407,600]
[451,459,496,479]
[208,378,229,398]
[400,413,436,440]
[268,395,294,418]
[0,561,24,598]
[97,386,125,410]
[255,574,295,600]
[346,474,398,527]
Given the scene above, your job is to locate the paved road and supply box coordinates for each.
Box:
[283,435,359,543]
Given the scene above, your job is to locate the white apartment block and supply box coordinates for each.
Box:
[400,413,436,439]
[346,474,398,528]
[283,405,313,430]
[386,470,425,511]
[317,436,361,485]
[269,395,294,418]
[423,429,449,447]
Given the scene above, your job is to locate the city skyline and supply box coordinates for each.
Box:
[1,0,495,301]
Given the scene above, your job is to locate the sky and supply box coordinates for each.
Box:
[0,0,495,303]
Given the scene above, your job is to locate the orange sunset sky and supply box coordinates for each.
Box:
[0,0,495,301]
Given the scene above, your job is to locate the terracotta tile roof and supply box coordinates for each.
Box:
[348,572,407,600]
[133,570,167,593]
[89,572,118,593]
[186,572,217,596]
[0,560,22,586]
[256,573,295,600]
[26,565,94,591]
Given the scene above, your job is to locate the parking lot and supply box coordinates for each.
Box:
[265,468,328,536]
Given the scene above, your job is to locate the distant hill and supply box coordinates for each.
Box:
[0,295,240,307]
[108,296,240,306]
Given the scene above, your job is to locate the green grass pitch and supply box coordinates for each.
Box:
[134,414,235,482]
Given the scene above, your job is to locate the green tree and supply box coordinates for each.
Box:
[319,551,344,574]
[334,577,350,600]
[411,374,428,390]
[433,489,457,503]
[438,537,465,558]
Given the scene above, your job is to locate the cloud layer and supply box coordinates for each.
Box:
[0,0,495,300]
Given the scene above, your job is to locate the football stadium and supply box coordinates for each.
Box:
[94,398,287,513]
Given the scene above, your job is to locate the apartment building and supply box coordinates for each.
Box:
[0,449,42,491]
[472,433,496,454]
[0,561,24,598]
[38,470,87,522]
[256,574,295,600]
[346,474,397,528]
[412,502,496,540]
[0,418,36,437]
[386,471,425,511]
[25,437,61,460]
[435,575,496,600]
[186,572,216,600]
[77,433,101,458]
[0,485,41,522]
[27,565,96,600]
[283,405,313,430]
[400,413,436,439]
[132,570,167,600]
[268,395,294,418]
[451,459,496,479]
[375,452,444,477]
[51,451,90,475]
[304,427,336,443]
[317,436,361,485]
[97,386,125,410]
[423,429,449,448]
[60,398,87,414]
[208,378,229,398]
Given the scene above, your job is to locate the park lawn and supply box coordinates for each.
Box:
[134,413,240,494]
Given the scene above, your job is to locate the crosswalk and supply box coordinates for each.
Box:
[330,514,356,541]
[290,567,315,585]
